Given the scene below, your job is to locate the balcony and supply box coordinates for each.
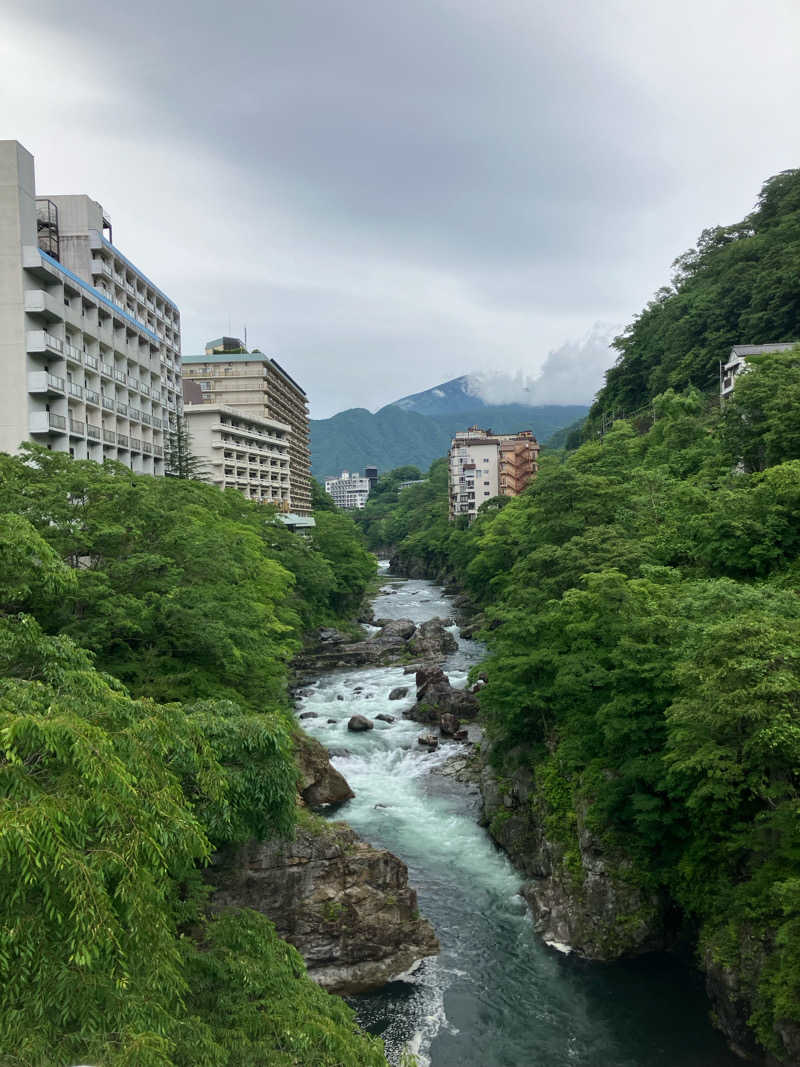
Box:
[114,369,126,383]
[154,445,164,458]
[101,394,115,412]
[117,434,129,448]
[130,436,142,452]
[68,382,84,400]
[128,408,141,423]
[103,428,116,444]
[25,289,63,322]
[101,362,113,379]
[116,402,128,417]
[68,418,85,438]
[91,258,112,278]
[28,371,65,396]
[142,441,153,455]
[30,411,67,434]
[140,383,151,397]
[64,343,83,366]
[27,330,64,358]
[87,423,101,441]
[127,374,139,388]
[84,353,99,371]
[85,389,100,407]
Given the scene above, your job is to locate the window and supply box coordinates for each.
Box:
[484,481,489,486]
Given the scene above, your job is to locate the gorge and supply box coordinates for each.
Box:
[288,565,742,1067]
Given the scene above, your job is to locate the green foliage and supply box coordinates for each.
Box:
[0,448,386,1065]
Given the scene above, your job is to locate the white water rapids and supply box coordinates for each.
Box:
[294,564,740,1067]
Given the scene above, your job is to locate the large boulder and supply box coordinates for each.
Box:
[405,673,480,724]
[347,715,374,732]
[293,618,419,672]
[379,618,417,640]
[295,732,355,808]
[388,686,409,700]
[408,617,457,659]
[209,823,439,994]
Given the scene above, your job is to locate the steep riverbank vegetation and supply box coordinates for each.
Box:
[588,168,800,428]
[363,352,800,1061]
[0,447,384,1065]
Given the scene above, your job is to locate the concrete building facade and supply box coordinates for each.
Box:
[448,426,539,521]
[0,140,180,472]
[182,403,291,506]
[182,341,311,514]
[324,470,371,509]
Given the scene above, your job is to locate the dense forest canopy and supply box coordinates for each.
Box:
[589,169,800,429]
[0,449,383,1066]
[369,350,800,1061]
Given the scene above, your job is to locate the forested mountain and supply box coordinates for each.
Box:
[0,448,384,1066]
[356,351,800,1063]
[589,168,800,429]
[310,400,588,477]
[389,374,491,414]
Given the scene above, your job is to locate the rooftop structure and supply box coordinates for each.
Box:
[448,426,539,521]
[182,340,311,514]
[0,140,181,471]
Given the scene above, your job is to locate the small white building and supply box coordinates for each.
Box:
[721,343,797,398]
[325,470,371,509]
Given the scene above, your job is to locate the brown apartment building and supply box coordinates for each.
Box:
[182,337,312,514]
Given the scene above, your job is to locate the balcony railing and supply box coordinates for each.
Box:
[64,343,83,365]
[129,408,141,423]
[101,395,115,411]
[27,330,64,357]
[140,412,151,426]
[87,423,101,440]
[85,389,100,406]
[142,441,153,455]
[127,375,139,388]
[154,444,164,457]
[28,371,65,395]
[116,402,128,417]
[103,429,116,444]
[130,437,142,451]
[69,418,85,437]
[68,382,83,399]
[117,434,129,448]
[84,353,99,371]
[114,369,126,383]
[101,362,113,378]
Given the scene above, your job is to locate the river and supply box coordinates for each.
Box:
[294,565,741,1067]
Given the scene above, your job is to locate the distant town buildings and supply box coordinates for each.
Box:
[325,469,374,509]
[182,338,311,514]
[0,140,180,472]
[720,343,798,398]
[448,426,539,521]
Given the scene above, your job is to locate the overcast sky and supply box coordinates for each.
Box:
[3,1,799,417]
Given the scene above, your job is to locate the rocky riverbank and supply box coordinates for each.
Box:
[209,818,439,995]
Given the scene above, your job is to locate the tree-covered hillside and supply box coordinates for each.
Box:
[589,169,800,429]
[0,448,384,1066]
[311,403,587,478]
[367,351,800,1062]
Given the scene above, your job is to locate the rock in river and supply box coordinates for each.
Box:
[348,714,374,732]
[388,686,409,700]
[295,732,355,808]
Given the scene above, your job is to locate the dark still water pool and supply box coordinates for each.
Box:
[295,569,740,1067]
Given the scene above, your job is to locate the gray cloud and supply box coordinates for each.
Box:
[3,0,800,417]
[466,323,618,407]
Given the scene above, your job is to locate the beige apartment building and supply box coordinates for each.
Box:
[0,140,180,472]
[183,404,291,507]
[449,426,539,521]
[182,338,311,514]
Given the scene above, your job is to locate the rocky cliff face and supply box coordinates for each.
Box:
[209,821,439,995]
[479,751,664,959]
[293,617,456,676]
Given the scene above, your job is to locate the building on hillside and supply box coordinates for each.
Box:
[182,403,291,507]
[720,342,797,398]
[0,140,180,472]
[365,465,379,493]
[448,426,539,521]
[324,470,372,509]
[182,339,311,514]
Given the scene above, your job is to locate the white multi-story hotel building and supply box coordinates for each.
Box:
[0,140,181,472]
[183,404,292,507]
[324,470,371,509]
